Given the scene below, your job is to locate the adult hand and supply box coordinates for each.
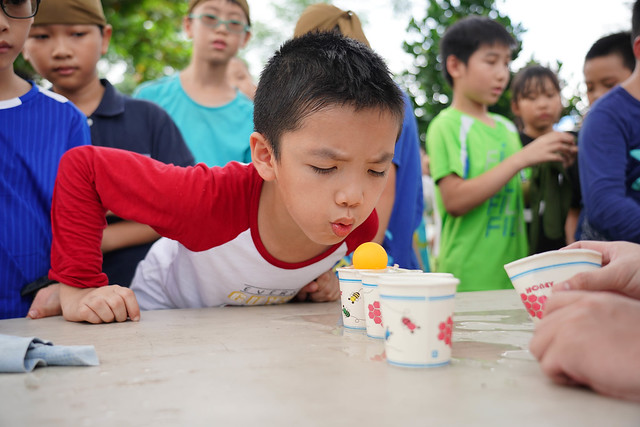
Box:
[295,270,340,302]
[530,291,640,403]
[558,241,640,300]
[27,283,62,319]
[59,283,140,323]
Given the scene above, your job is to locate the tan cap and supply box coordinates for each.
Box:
[293,4,369,47]
[33,0,107,26]
[188,0,251,26]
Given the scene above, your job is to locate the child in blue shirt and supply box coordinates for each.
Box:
[0,0,90,319]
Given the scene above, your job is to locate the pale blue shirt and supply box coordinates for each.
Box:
[133,74,253,167]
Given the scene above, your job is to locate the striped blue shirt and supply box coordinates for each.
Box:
[0,81,90,319]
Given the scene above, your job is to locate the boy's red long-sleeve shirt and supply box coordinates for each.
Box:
[49,146,377,309]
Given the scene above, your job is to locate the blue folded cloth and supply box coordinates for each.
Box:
[0,334,99,373]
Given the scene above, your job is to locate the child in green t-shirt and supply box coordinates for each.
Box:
[426,16,576,292]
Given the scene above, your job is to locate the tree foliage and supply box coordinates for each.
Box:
[102,0,191,93]
[400,0,525,142]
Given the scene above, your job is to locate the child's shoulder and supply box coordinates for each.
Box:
[20,83,84,118]
[488,112,518,134]
[230,90,254,113]
[428,107,469,131]
[133,74,180,98]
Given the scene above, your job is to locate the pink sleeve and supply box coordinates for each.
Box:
[49,146,252,288]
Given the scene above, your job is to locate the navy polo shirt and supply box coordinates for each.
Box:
[90,79,195,286]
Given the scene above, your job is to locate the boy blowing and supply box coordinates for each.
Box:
[50,32,405,323]
[426,16,575,292]
[0,0,90,319]
[22,0,195,289]
[293,4,424,271]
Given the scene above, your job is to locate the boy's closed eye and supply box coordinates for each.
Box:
[311,166,336,175]
[309,165,387,177]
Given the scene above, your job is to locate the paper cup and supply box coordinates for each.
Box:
[504,249,602,322]
[377,274,459,368]
[359,270,442,338]
[337,267,372,330]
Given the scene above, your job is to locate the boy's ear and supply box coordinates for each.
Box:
[511,99,520,116]
[183,16,194,39]
[22,47,32,63]
[250,132,276,181]
[446,55,465,80]
[240,31,251,49]
[633,36,640,62]
[101,25,113,56]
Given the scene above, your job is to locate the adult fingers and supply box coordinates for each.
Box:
[542,290,587,315]
[562,268,618,294]
[537,342,582,387]
[562,239,607,252]
[529,292,584,359]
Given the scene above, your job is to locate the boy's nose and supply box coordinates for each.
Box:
[52,39,72,58]
[336,185,364,208]
[0,12,9,29]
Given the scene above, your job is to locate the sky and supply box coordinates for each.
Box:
[247,0,632,102]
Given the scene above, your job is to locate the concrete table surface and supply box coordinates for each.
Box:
[0,289,638,426]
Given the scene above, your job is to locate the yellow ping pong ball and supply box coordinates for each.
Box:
[352,242,388,270]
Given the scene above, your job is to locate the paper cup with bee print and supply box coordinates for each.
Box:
[337,267,369,330]
[377,273,459,368]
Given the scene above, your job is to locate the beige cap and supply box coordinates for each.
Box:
[33,0,107,26]
[293,4,369,47]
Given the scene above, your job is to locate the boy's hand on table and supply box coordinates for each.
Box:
[27,284,62,319]
[60,283,140,323]
[529,291,640,403]
[296,270,340,302]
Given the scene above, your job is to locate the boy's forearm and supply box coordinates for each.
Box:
[439,154,523,216]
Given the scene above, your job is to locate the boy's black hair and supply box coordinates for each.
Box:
[440,15,516,87]
[510,65,560,103]
[585,32,636,72]
[253,32,405,159]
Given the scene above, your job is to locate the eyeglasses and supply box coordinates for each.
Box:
[189,14,249,34]
[1,0,40,19]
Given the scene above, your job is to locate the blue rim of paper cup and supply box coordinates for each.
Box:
[377,275,459,298]
[379,293,455,301]
[507,261,602,281]
[504,249,602,279]
[387,359,451,368]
